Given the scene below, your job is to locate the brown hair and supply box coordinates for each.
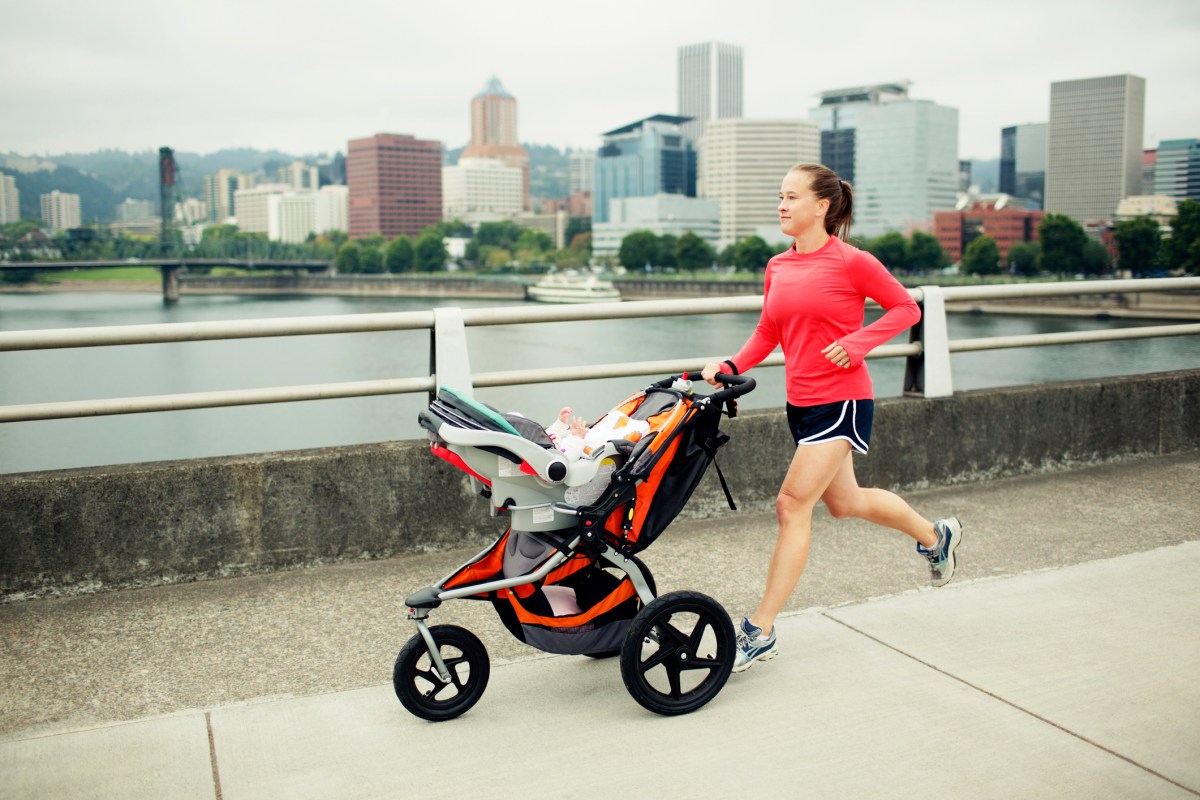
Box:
[789,163,854,241]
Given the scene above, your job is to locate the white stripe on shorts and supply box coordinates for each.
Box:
[797,400,870,455]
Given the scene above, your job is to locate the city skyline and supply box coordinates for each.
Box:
[2,0,1198,162]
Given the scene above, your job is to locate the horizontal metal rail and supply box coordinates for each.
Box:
[1,278,1197,422]
[950,323,1200,353]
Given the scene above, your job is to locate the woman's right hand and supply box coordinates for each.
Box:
[701,362,723,386]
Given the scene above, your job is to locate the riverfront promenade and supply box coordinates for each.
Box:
[2,451,1198,798]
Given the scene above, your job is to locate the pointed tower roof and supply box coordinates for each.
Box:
[475,76,513,100]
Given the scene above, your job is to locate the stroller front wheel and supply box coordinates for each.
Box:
[619,590,735,716]
[394,625,490,721]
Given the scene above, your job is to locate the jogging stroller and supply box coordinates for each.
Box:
[395,372,756,720]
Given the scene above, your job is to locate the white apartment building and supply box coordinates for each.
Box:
[591,194,720,259]
[852,100,959,238]
[0,174,20,224]
[40,190,82,232]
[442,157,524,225]
[268,193,317,244]
[233,183,348,243]
[699,118,820,250]
[1046,74,1146,224]
[315,185,349,236]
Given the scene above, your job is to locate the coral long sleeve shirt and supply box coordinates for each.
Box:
[728,236,920,406]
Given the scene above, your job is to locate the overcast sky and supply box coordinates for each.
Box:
[3,0,1198,162]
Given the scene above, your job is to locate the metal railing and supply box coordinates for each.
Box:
[1,277,1197,423]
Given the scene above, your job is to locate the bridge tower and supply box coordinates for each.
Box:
[158,147,180,303]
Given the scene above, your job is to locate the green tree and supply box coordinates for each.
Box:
[618,230,659,270]
[1081,239,1111,276]
[385,236,414,273]
[516,228,553,254]
[414,232,448,271]
[962,235,1001,276]
[675,231,715,273]
[909,231,948,273]
[657,234,678,270]
[1008,241,1040,277]
[1163,199,1200,273]
[359,246,384,274]
[717,244,736,267]
[733,236,774,272]
[1039,214,1087,276]
[868,232,910,272]
[335,241,361,274]
[1113,216,1162,276]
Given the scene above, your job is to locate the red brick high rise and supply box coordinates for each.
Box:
[934,199,1045,263]
[347,133,443,239]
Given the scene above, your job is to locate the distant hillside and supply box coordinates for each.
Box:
[5,143,579,224]
[0,163,121,222]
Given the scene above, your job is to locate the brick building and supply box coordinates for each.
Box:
[346,133,442,239]
[934,198,1044,263]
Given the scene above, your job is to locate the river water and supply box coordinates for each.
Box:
[1,290,1196,474]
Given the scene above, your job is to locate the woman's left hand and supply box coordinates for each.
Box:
[822,342,852,368]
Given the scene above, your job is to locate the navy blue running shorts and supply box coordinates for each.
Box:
[786,399,874,454]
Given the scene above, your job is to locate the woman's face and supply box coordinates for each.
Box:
[778,170,829,239]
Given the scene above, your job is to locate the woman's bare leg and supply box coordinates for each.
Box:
[748,439,852,635]
[821,451,938,547]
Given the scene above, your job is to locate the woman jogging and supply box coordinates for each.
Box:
[702,162,962,673]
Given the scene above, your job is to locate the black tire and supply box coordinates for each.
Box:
[583,555,656,659]
[619,590,735,716]
[393,625,490,722]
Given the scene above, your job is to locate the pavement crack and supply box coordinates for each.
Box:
[206,712,224,800]
[823,613,1200,797]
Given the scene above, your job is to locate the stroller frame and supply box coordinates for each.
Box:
[395,373,755,720]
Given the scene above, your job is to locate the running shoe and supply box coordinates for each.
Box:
[918,517,963,587]
[732,617,779,673]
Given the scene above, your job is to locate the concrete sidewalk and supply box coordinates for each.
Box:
[2,453,1199,798]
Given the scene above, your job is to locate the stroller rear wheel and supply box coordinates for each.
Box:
[394,625,490,721]
[619,591,735,716]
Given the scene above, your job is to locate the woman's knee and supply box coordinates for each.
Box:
[823,491,861,520]
[775,489,814,524]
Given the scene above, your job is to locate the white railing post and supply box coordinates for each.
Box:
[905,286,954,398]
[431,307,473,400]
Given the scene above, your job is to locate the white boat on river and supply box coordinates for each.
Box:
[525,273,622,304]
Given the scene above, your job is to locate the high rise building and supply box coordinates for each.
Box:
[1046,74,1145,224]
[204,168,255,224]
[1,173,21,224]
[568,151,595,195]
[442,157,524,226]
[677,42,744,142]
[346,132,443,239]
[278,160,320,191]
[999,123,1047,209]
[461,77,530,210]
[1153,139,1200,202]
[811,83,961,236]
[593,115,696,224]
[698,118,820,250]
[810,82,912,186]
[40,190,81,231]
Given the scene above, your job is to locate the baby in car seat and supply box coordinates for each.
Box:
[545,407,651,461]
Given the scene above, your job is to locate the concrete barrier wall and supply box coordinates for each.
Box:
[3,369,1197,598]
